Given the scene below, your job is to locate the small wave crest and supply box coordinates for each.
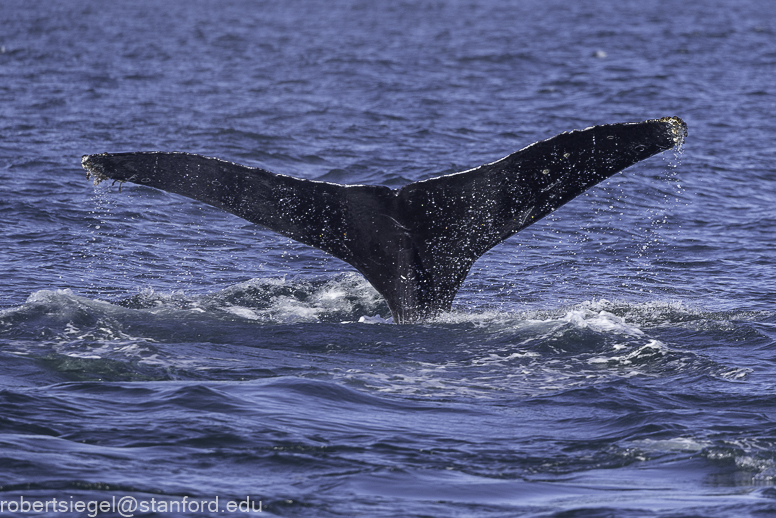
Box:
[0,276,391,381]
[333,299,764,398]
[117,272,390,323]
[617,435,776,487]
[1,286,766,390]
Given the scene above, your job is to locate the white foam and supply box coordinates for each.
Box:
[563,308,644,337]
[224,306,261,320]
[358,315,393,324]
[630,437,708,453]
[588,340,668,366]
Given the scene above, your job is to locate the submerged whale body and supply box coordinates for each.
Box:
[82,117,686,323]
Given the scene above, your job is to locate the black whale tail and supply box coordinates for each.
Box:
[82,117,686,323]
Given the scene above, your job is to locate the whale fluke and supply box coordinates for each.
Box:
[82,117,686,323]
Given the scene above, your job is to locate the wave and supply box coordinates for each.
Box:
[1,277,770,392]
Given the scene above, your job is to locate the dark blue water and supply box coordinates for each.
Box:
[2,0,776,516]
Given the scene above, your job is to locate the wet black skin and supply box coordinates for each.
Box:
[82,117,686,323]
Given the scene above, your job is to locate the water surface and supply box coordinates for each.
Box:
[1,0,776,516]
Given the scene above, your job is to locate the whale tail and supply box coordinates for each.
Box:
[82,117,686,323]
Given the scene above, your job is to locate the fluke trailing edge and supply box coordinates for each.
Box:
[82,117,687,323]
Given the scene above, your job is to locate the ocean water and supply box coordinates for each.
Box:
[1,0,776,516]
